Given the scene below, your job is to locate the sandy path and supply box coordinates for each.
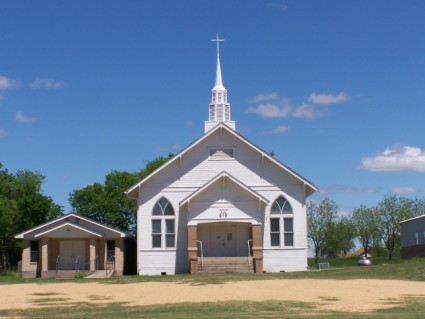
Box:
[0,279,424,312]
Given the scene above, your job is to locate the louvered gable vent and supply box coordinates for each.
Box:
[209,148,234,160]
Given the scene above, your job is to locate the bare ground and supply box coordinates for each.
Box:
[1,279,424,312]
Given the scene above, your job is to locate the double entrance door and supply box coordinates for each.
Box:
[198,222,250,257]
[59,240,86,270]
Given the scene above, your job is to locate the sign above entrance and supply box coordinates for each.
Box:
[219,208,228,218]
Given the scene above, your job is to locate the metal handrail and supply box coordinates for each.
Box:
[247,240,253,268]
[105,254,115,278]
[95,255,99,271]
[55,255,60,276]
[196,240,204,268]
[75,256,80,276]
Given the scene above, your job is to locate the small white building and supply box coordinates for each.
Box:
[126,39,317,274]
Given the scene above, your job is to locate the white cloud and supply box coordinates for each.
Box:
[292,103,323,119]
[0,75,19,99]
[360,145,425,173]
[0,75,18,90]
[249,92,279,103]
[15,111,39,123]
[308,92,349,105]
[30,77,64,89]
[247,102,322,120]
[264,125,289,134]
[0,129,6,137]
[246,103,292,118]
[391,187,418,195]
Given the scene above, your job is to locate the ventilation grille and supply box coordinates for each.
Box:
[209,148,234,160]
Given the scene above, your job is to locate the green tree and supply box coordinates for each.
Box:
[352,205,379,258]
[335,217,355,256]
[375,195,416,260]
[69,157,168,233]
[307,198,338,263]
[0,163,63,269]
[322,216,355,257]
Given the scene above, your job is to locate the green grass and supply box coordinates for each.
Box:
[1,257,424,285]
[1,298,425,318]
[0,258,424,318]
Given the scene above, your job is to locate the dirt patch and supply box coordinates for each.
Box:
[1,279,424,312]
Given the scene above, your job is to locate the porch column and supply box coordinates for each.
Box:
[115,238,124,276]
[89,237,97,271]
[187,225,198,274]
[21,240,30,272]
[41,237,49,273]
[251,224,263,273]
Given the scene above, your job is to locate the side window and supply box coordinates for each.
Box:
[152,198,175,248]
[106,240,115,261]
[270,196,294,247]
[30,240,39,262]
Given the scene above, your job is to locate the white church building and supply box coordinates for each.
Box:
[126,37,317,275]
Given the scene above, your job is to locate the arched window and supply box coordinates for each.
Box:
[270,196,294,247]
[152,198,175,248]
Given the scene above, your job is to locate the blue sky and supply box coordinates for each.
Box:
[1,1,424,215]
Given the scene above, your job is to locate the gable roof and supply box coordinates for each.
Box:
[34,222,103,238]
[15,213,128,239]
[126,123,317,199]
[179,170,269,206]
[400,214,425,224]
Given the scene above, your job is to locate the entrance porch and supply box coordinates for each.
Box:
[188,222,263,274]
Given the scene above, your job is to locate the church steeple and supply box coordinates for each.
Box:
[204,34,235,133]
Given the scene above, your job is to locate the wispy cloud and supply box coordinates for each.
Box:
[247,91,348,120]
[247,102,322,120]
[30,77,65,89]
[0,75,19,100]
[320,185,380,195]
[292,103,323,119]
[0,129,7,137]
[246,103,291,118]
[391,187,418,195]
[264,125,289,134]
[360,145,425,173]
[15,111,39,123]
[308,92,349,105]
[267,2,288,11]
[249,92,279,103]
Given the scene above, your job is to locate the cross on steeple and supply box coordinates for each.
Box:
[211,34,224,57]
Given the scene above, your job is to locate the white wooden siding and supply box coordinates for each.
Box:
[136,127,310,274]
[263,249,308,272]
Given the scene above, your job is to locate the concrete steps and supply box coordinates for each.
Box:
[56,270,92,279]
[198,257,254,274]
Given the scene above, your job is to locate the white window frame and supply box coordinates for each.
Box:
[151,198,175,249]
[269,196,294,247]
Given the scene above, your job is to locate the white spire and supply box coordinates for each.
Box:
[205,34,235,133]
[212,34,225,91]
